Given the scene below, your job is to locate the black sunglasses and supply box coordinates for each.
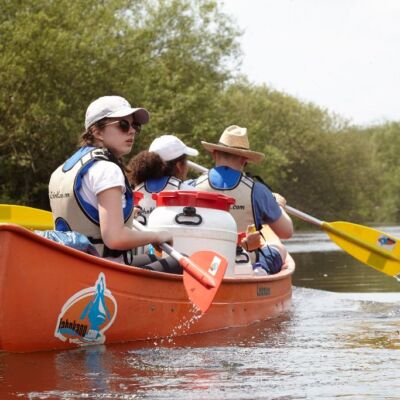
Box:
[104,119,141,134]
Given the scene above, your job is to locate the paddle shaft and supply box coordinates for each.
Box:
[284,205,323,227]
[188,160,208,174]
[131,219,216,288]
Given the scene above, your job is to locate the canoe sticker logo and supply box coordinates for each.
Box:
[208,256,221,276]
[377,235,396,250]
[54,273,117,346]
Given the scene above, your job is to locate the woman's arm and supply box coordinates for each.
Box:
[97,187,172,250]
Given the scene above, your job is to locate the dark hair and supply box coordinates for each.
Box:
[79,119,108,147]
[128,151,187,186]
[164,154,187,175]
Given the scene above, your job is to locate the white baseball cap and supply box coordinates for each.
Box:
[85,96,150,129]
[149,135,199,161]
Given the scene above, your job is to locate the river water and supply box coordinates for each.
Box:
[1,228,400,399]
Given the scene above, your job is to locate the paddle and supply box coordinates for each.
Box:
[188,160,208,174]
[132,219,227,313]
[0,204,54,230]
[187,160,400,280]
[1,203,227,312]
[285,206,400,280]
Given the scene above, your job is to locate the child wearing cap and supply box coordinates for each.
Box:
[128,135,199,224]
[49,96,181,273]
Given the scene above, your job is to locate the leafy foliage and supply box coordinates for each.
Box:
[0,0,240,208]
[1,0,399,226]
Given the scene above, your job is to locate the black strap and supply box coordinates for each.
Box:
[103,246,125,258]
[89,236,129,261]
[235,246,250,264]
[123,250,134,265]
[88,237,103,244]
[254,248,260,262]
[245,171,274,192]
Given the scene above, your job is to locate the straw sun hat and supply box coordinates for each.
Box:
[201,125,265,164]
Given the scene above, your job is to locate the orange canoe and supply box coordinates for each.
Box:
[0,223,294,353]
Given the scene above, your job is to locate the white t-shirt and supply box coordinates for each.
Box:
[80,160,126,208]
[79,160,127,264]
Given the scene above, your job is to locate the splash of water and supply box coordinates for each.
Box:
[148,303,204,347]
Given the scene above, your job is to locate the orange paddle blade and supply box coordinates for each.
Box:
[183,251,227,314]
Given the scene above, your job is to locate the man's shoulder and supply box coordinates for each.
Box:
[252,180,273,197]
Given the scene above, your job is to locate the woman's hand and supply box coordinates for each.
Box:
[133,206,143,218]
[153,230,173,247]
[98,188,174,249]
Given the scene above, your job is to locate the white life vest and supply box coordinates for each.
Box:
[194,171,256,233]
[49,146,134,262]
[134,176,182,225]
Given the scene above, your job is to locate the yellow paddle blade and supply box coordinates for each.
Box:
[322,221,400,279]
[0,204,53,230]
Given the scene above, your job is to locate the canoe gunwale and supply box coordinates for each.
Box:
[0,223,294,283]
[0,223,180,282]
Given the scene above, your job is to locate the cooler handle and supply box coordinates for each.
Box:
[175,206,203,226]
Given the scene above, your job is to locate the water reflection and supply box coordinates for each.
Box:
[285,227,400,292]
[293,251,400,292]
[0,314,294,398]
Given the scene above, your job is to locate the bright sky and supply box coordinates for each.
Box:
[222,0,400,126]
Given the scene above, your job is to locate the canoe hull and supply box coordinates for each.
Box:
[0,224,294,352]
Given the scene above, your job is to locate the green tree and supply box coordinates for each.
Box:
[206,81,382,224]
[368,122,400,223]
[1,0,396,226]
[0,0,240,208]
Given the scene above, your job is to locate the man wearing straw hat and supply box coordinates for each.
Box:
[194,125,293,274]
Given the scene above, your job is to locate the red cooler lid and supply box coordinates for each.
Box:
[133,191,144,204]
[152,191,235,211]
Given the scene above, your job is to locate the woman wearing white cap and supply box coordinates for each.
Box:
[49,96,180,272]
[128,135,199,224]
